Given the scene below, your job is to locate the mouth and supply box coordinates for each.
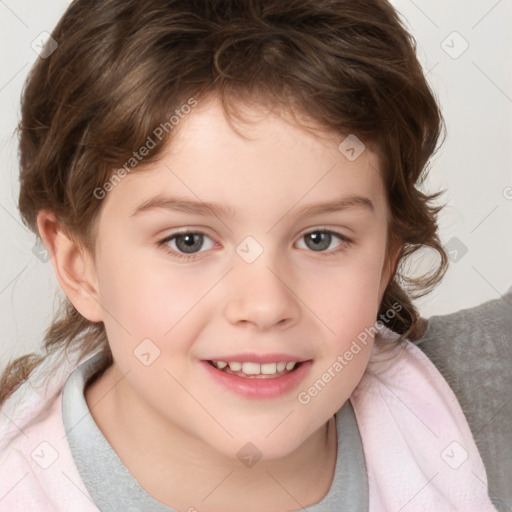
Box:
[206,360,304,379]
[201,358,313,398]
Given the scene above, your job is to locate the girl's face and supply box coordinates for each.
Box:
[87,96,397,460]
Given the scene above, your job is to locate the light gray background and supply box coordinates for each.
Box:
[1,0,511,365]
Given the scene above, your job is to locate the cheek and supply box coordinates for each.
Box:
[96,245,214,336]
[301,253,386,328]
[296,327,374,434]
[296,269,379,419]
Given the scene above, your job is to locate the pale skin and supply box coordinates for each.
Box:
[38,96,400,512]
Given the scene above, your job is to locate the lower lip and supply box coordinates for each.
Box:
[200,360,313,399]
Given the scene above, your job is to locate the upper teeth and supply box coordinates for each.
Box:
[213,361,297,375]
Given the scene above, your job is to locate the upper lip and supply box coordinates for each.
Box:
[204,353,310,364]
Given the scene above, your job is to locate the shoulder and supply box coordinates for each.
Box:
[351,333,499,511]
[1,347,77,450]
[415,286,512,381]
[424,285,512,334]
[0,392,97,511]
[414,287,512,508]
[0,349,101,511]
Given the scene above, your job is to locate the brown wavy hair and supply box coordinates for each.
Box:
[0,0,448,404]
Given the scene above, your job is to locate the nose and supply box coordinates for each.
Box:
[223,253,301,331]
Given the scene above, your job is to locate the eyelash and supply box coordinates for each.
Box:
[157,228,353,261]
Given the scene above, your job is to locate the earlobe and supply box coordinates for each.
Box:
[36,210,103,323]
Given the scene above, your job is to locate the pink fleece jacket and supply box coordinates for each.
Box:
[0,327,498,511]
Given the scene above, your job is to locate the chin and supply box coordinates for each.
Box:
[208,426,310,465]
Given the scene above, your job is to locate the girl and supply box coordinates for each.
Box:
[0,0,499,510]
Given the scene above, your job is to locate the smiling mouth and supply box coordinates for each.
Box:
[206,360,305,379]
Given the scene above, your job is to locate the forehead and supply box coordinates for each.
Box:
[168,96,380,169]
[99,96,387,224]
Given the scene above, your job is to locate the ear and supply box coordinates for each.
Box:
[36,210,103,323]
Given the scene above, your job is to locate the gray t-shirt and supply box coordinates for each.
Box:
[62,352,369,512]
[415,287,512,512]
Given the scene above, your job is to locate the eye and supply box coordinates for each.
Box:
[296,229,352,255]
[158,231,215,259]
[157,228,352,261]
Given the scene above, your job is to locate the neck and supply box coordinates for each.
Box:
[85,363,338,512]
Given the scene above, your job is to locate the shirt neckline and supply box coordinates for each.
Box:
[62,351,368,511]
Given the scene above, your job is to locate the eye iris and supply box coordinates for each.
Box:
[176,233,203,253]
[306,232,331,251]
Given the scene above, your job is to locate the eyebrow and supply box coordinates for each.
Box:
[130,194,374,219]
